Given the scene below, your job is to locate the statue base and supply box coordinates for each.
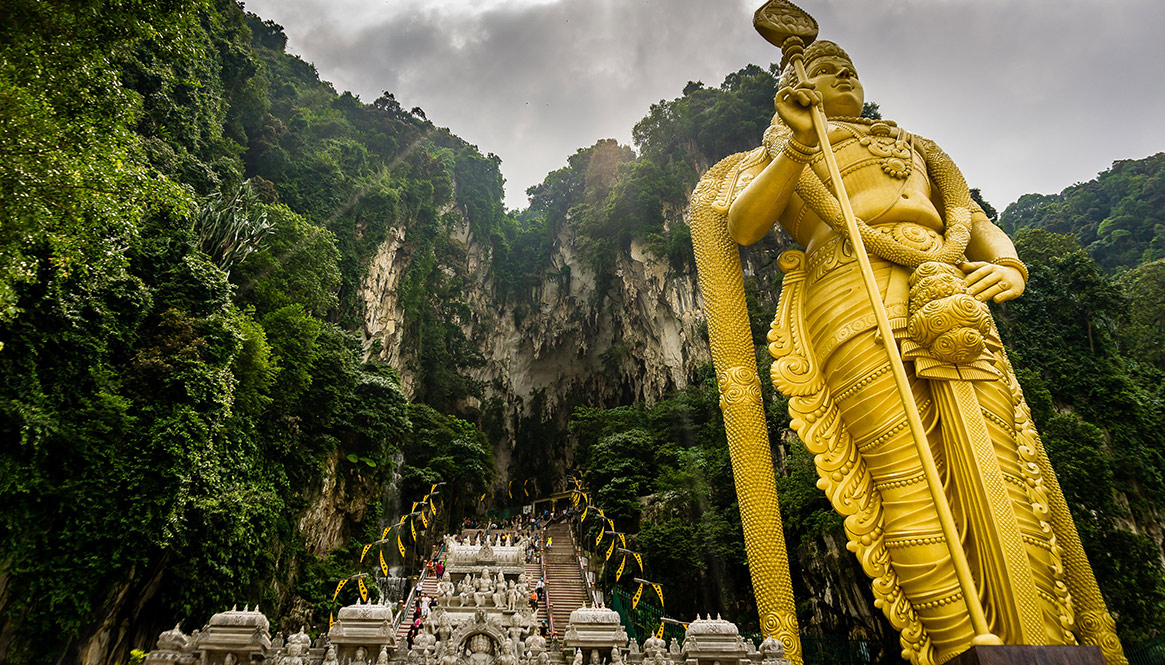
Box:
[949,645,1107,665]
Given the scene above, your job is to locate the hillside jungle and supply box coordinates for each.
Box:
[2,2,1165,664]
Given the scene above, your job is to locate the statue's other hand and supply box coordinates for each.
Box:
[961,261,1025,303]
[775,83,821,146]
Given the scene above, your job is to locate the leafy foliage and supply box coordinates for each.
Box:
[194,179,273,273]
[572,369,789,629]
[1000,153,1165,273]
[0,3,494,663]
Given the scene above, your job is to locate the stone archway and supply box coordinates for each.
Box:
[448,610,510,663]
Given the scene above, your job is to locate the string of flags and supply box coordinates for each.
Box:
[331,482,445,628]
[573,479,673,638]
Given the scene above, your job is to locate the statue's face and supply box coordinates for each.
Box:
[806,56,864,118]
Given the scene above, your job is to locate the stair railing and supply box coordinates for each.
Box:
[539,526,556,639]
[566,522,600,607]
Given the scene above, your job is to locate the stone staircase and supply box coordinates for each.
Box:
[541,522,591,637]
[394,573,440,643]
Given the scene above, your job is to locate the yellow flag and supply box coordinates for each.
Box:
[605,538,615,561]
[382,526,392,540]
[398,533,406,557]
[358,578,369,602]
[410,517,417,541]
[380,550,389,577]
[595,529,604,547]
[571,492,579,507]
[606,518,614,532]
[360,543,372,563]
[329,611,334,628]
[332,578,348,601]
[430,482,439,494]
[616,555,626,581]
[480,493,487,503]
[581,506,588,522]
[411,501,419,513]
[633,552,643,572]
[618,533,626,549]
[508,481,513,498]
[632,583,643,609]
[656,620,665,638]
[421,509,428,528]
[652,583,664,607]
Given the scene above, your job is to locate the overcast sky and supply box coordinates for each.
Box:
[243,0,1165,212]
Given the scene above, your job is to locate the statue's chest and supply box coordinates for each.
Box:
[824,122,923,182]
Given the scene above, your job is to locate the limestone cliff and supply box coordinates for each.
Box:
[359,193,790,482]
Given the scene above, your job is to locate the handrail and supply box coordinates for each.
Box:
[538,526,555,639]
[567,520,600,607]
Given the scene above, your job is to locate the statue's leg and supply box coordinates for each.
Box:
[804,259,974,663]
[931,376,1056,644]
[998,348,1128,664]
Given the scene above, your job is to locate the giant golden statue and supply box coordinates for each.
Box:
[689,3,1127,665]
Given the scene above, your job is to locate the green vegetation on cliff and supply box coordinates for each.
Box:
[0,2,495,663]
[1001,153,1165,273]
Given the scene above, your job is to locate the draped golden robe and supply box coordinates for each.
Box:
[690,118,1126,665]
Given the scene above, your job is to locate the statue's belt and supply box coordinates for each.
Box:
[803,222,945,284]
[799,223,1003,381]
[798,224,949,362]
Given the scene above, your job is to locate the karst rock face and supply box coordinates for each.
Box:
[359,195,788,476]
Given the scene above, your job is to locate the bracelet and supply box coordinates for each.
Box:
[991,256,1029,283]
[782,136,819,164]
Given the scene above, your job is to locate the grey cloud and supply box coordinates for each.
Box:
[249,0,1165,211]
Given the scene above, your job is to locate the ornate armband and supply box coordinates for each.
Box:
[991,256,1029,283]
[782,136,818,164]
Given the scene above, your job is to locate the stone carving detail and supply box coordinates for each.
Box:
[757,637,789,665]
[278,628,312,665]
[146,605,270,665]
[680,615,749,665]
[158,624,189,652]
[641,634,669,665]
[563,606,626,664]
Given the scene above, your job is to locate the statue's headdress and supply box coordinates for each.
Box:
[778,40,854,89]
